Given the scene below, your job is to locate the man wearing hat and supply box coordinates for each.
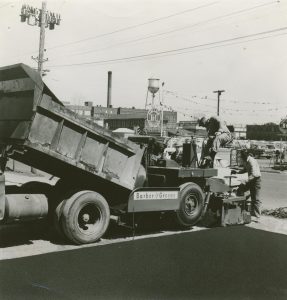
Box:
[198,115,233,166]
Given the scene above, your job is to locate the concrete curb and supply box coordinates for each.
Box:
[260,168,287,174]
[260,169,282,174]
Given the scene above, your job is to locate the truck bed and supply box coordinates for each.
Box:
[0,64,144,192]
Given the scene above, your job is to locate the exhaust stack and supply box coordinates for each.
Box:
[107,71,112,108]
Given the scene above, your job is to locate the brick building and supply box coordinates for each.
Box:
[66,102,177,134]
[246,123,282,141]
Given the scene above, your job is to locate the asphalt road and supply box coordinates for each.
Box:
[0,168,286,299]
[0,226,287,300]
[261,172,287,209]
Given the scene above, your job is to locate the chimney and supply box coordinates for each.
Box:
[107,71,112,108]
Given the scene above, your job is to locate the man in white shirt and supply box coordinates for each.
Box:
[236,149,262,222]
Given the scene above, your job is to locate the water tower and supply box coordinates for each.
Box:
[145,78,164,133]
[145,78,160,109]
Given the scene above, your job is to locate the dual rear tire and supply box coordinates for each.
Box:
[53,191,110,245]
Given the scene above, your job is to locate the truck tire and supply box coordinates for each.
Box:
[176,183,204,227]
[61,191,110,244]
[51,195,67,238]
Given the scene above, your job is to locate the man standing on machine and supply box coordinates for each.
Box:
[198,115,233,167]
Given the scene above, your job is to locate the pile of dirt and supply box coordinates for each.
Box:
[262,207,287,219]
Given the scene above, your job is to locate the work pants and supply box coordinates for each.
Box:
[240,177,262,218]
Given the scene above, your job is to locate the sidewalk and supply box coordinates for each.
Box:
[247,215,287,236]
[260,167,286,174]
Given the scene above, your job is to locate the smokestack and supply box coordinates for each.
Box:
[107,71,112,108]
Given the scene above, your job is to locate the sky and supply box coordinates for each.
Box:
[1,0,287,125]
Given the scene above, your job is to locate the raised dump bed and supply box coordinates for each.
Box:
[0,63,144,192]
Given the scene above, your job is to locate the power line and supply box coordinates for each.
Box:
[44,31,287,74]
[171,97,287,112]
[223,107,287,112]
[221,98,273,105]
[4,0,281,62]
[222,100,287,107]
[167,100,287,113]
[47,26,287,68]
[165,89,287,106]
[164,90,287,114]
[47,2,218,51]
[49,0,280,59]
[164,90,217,108]
[1,2,217,61]
[221,109,285,116]
[164,103,284,118]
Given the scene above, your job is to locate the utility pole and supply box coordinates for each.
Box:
[20,2,61,173]
[20,2,61,77]
[37,1,47,77]
[213,90,225,116]
[160,82,165,137]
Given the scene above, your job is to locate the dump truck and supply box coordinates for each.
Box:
[0,64,250,244]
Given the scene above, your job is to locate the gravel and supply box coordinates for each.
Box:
[262,207,287,219]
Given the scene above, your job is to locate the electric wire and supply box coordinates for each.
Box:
[165,89,287,107]
[50,0,280,59]
[57,31,287,69]
[1,1,217,61]
[3,0,281,62]
[46,2,218,51]
[163,89,286,119]
[47,26,287,68]
[165,94,287,112]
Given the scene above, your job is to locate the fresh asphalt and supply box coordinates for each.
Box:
[1,167,286,299]
[1,226,287,300]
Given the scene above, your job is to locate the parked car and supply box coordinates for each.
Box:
[264,144,276,159]
[249,144,265,158]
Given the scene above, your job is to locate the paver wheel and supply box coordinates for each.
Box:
[176,183,204,227]
[60,191,110,244]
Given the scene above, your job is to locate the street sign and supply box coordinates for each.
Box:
[146,108,160,128]
[279,117,287,135]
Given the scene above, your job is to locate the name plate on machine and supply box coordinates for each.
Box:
[134,191,178,200]
[128,188,180,213]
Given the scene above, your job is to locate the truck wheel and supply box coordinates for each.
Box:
[61,191,110,244]
[51,196,67,238]
[176,183,204,227]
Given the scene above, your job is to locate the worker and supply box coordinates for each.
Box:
[198,116,233,166]
[234,149,262,222]
[275,149,280,164]
[171,143,182,164]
